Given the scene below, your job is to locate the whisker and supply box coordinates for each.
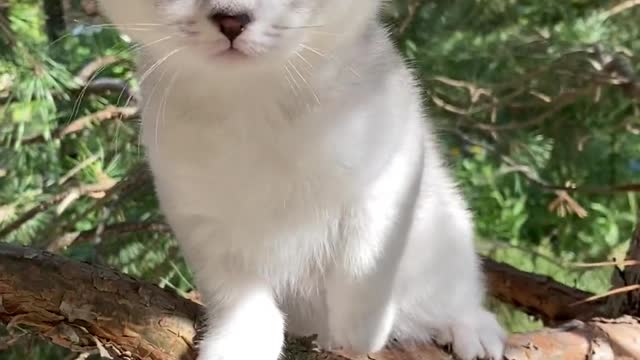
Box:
[47,23,168,50]
[273,24,326,30]
[299,44,327,59]
[288,60,320,105]
[306,30,343,37]
[131,47,185,153]
[67,63,108,125]
[114,35,178,105]
[116,37,180,108]
[137,46,186,95]
[71,20,166,27]
[294,51,314,69]
[300,44,361,79]
[274,25,342,37]
[66,35,176,126]
[283,64,301,96]
[142,66,171,149]
[157,70,182,149]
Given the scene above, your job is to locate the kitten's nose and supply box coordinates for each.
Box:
[208,12,252,42]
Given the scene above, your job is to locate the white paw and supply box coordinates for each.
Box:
[197,284,285,360]
[434,309,506,360]
[198,329,284,360]
[322,302,396,354]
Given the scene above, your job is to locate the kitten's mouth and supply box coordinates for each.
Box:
[212,47,250,61]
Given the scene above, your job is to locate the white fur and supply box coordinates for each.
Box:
[98,0,506,359]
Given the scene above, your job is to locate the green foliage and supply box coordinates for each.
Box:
[1,0,639,358]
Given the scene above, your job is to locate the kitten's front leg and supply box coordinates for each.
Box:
[321,145,424,354]
[197,274,284,360]
[323,203,416,353]
[323,261,398,353]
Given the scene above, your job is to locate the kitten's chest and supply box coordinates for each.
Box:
[141,100,353,218]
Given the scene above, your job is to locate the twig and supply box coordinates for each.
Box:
[47,221,172,252]
[74,56,122,85]
[46,164,153,246]
[82,78,137,101]
[570,284,640,306]
[0,180,117,240]
[0,332,27,351]
[395,0,425,38]
[602,0,640,19]
[572,259,640,268]
[475,86,596,132]
[21,106,139,145]
[450,129,640,195]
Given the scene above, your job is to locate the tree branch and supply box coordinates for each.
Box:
[2,244,637,359]
[602,0,640,19]
[395,0,425,38]
[21,106,139,145]
[0,179,117,239]
[46,221,172,252]
[483,258,606,324]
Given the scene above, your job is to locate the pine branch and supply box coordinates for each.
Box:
[21,106,139,145]
[0,179,117,239]
[46,221,172,252]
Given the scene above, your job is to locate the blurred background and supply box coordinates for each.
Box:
[0,0,639,358]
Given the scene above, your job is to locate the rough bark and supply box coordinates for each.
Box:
[1,243,638,360]
[0,244,201,360]
[483,258,606,324]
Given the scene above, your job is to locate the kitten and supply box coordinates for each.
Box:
[97,1,506,359]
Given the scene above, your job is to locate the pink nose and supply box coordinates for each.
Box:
[208,13,252,42]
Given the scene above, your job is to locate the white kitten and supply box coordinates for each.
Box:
[98,1,506,359]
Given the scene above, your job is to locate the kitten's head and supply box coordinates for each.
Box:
[99,0,381,69]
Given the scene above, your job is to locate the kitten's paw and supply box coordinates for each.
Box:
[196,282,285,360]
[436,309,506,360]
[323,302,395,354]
[197,329,284,360]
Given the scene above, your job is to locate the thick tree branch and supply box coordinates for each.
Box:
[2,244,637,359]
[42,219,608,323]
[0,243,201,360]
[483,258,606,324]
